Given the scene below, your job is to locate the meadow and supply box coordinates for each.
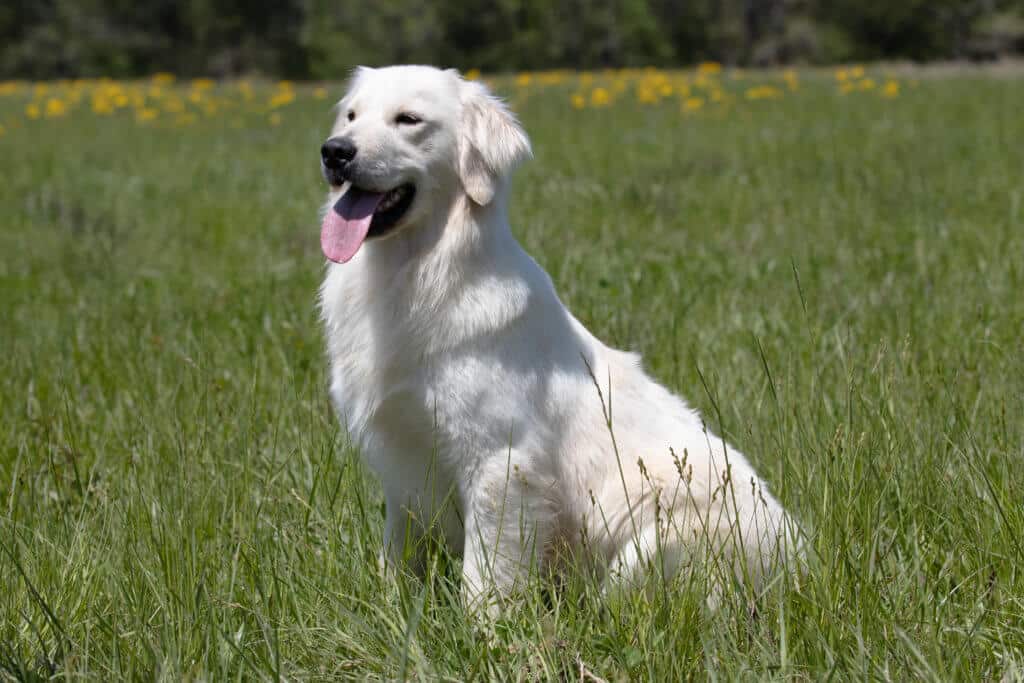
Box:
[1,65,1022,680]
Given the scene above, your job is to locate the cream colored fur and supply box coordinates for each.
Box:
[319,65,798,613]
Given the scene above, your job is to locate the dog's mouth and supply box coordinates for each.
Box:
[321,183,416,263]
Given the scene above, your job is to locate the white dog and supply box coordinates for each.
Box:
[319,65,797,611]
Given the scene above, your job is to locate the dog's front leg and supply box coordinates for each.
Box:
[460,456,554,617]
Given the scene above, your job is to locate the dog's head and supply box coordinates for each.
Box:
[320,65,531,263]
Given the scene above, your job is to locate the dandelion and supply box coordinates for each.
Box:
[682,96,704,112]
[850,65,865,79]
[192,78,215,91]
[44,98,67,118]
[464,68,481,81]
[268,90,295,108]
[0,82,20,96]
[590,87,610,107]
[882,80,900,98]
[745,85,782,100]
[26,103,41,119]
[313,87,328,100]
[858,78,875,91]
[637,85,658,104]
[135,107,158,123]
[91,97,114,115]
[152,73,176,85]
[515,73,532,87]
[570,93,586,109]
[835,68,849,82]
[697,61,721,75]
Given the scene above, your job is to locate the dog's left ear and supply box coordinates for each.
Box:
[456,77,532,206]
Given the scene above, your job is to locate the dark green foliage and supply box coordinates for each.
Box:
[2,0,1024,78]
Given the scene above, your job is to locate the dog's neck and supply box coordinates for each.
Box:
[358,185,515,307]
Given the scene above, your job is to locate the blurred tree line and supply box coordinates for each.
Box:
[3,0,1023,79]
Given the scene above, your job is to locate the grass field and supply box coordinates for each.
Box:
[1,66,1023,680]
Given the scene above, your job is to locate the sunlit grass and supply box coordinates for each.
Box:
[1,65,1022,679]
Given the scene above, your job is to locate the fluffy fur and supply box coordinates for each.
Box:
[319,65,798,612]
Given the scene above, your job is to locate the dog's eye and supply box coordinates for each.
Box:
[395,112,422,126]
[347,110,355,122]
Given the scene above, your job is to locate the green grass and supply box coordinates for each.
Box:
[1,70,1023,679]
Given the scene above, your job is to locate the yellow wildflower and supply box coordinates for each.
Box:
[515,73,532,87]
[135,107,158,123]
[464,68,481,81]
[44,98,67,117]
[697,61,721,74]
[269,90,295,108]
[91,97,114,115]
[192,78,215,90]
[25,103,40,119]
[745,85,782,100]
[682,96,704,112]
[590,87,610,107]
[637,85,658,104]
[313,87,328,100]
[858,78,875,91]
[570,93,586,109]
[835,68,849,82]
[152,73,176,85]
[850,65,865,79]
[882,80,900,98]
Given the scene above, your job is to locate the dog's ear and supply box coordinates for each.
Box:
[336,65,374,111]
[456,77,532,206]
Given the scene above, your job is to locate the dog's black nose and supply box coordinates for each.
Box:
[321,137,357,169]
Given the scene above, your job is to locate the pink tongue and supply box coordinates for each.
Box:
[321,188,385,263]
